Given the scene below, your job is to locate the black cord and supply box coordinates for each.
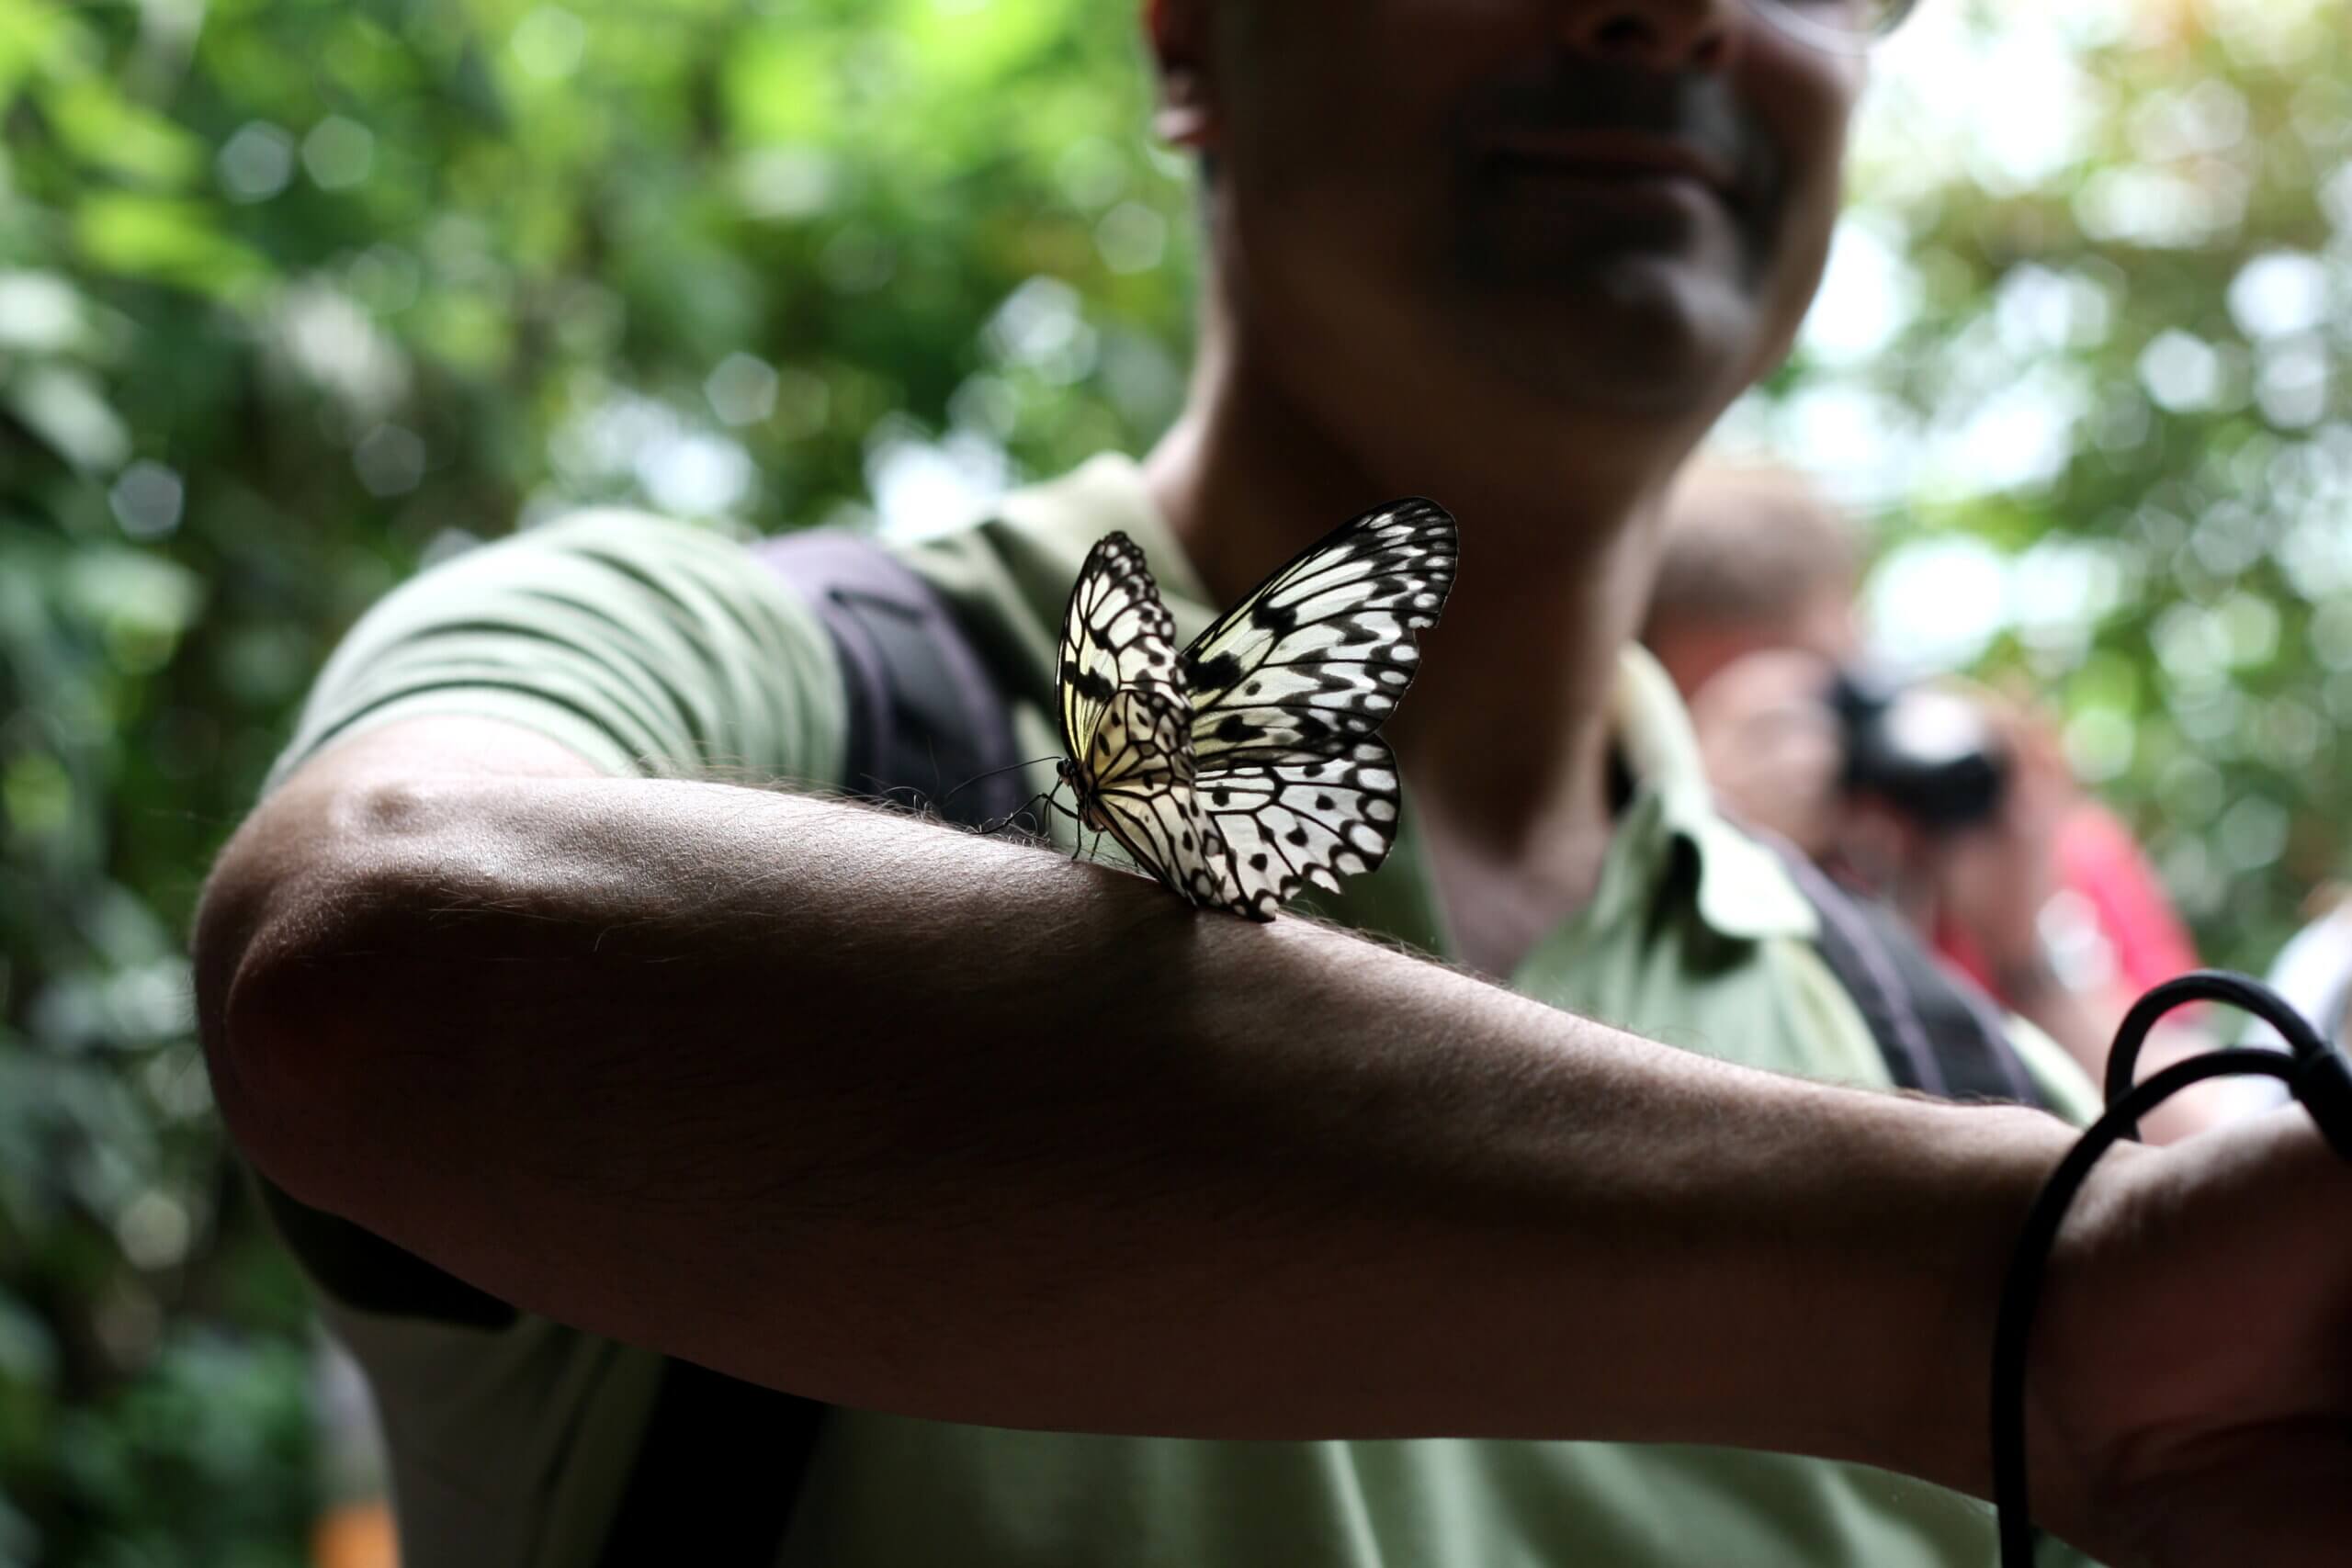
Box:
[1991,968,2352,1566]
[2101,970,2334,1136]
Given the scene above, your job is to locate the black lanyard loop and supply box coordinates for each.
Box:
[1991,968,2352,1565]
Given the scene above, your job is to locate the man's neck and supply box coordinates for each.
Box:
[1144,330,1700,967]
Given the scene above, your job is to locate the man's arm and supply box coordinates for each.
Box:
[196,715,2352,1563]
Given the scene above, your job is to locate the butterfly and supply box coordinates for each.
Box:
[1051,499,1457,919]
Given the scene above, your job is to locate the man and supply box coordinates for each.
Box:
[195,3,2352,1565]
[1643,462,2234,1140]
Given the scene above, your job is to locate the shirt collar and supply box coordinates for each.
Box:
[1610,646,1819,942]
[998,453,1216,626]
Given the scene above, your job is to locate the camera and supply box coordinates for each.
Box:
[1826,669,2009,831]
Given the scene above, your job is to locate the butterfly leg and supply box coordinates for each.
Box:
[980,784,1059,840]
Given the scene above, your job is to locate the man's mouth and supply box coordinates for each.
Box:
[1478,130,1741,210]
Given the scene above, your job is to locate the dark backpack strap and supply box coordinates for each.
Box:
[597,529,1031,1568]
[1764,838,2048,1110]
[751,529,1030,829]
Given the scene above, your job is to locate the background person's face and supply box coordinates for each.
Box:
[1202,0,1864,430]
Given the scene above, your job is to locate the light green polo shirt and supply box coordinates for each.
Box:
[267,454,2096,1568]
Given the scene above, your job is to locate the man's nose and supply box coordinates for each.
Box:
[1554,0,1737,71]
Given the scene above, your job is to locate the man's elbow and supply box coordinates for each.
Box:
[192,798,407,1214]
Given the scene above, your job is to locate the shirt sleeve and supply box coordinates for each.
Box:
[266,508,846,791]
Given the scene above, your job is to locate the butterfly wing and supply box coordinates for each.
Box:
[1180,498,1456,770]
[1055,537,1229,908]
[1087,685,1229,909]
[1057,531,1182,767]
[1193,741,1401,919]
[1179,500,1455,917]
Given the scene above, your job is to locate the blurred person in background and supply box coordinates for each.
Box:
[2245,883,2352,1072]
[2267,886,2352,1044]
[192,3,2352,1567]
[1642,462,2245,1140]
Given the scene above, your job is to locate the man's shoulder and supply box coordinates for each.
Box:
[888,452,1168,619]
[266,503,852,794]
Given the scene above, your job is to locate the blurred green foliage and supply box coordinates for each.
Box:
[1747,0,2352,968]
[3,0,1188,1560]
[0,0,2346,1561]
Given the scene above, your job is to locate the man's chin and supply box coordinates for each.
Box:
[1453,268,1757,422]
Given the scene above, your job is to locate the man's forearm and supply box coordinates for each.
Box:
[198,716,2068,1497]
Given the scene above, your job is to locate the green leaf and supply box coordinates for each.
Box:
[0,269,95,355]
[72,194,270,298]
[0,0,77,107]
[43,79,207,190]
[4,363,128,472]
[58,545,205,643]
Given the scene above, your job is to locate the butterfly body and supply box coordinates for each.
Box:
[1052,501,1456,919]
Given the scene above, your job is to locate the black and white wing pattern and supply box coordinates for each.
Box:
[1054,533,1226,908]
[1181,499,1455,767]
[1056,531,1182,764]
[1193,742,1403,918]
[1083,684,1227,908]
[1051,502,1456,921]
[1180,500,1455,919]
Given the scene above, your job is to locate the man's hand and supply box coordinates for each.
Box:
[2035,1112,2352,1566]
[1921,695,2078,990]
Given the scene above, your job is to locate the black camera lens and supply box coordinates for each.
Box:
[1827,670,2009,830]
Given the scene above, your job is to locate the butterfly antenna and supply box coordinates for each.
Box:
[934,755,1063,818]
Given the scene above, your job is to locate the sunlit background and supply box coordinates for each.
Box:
[3,0,2347,1561]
